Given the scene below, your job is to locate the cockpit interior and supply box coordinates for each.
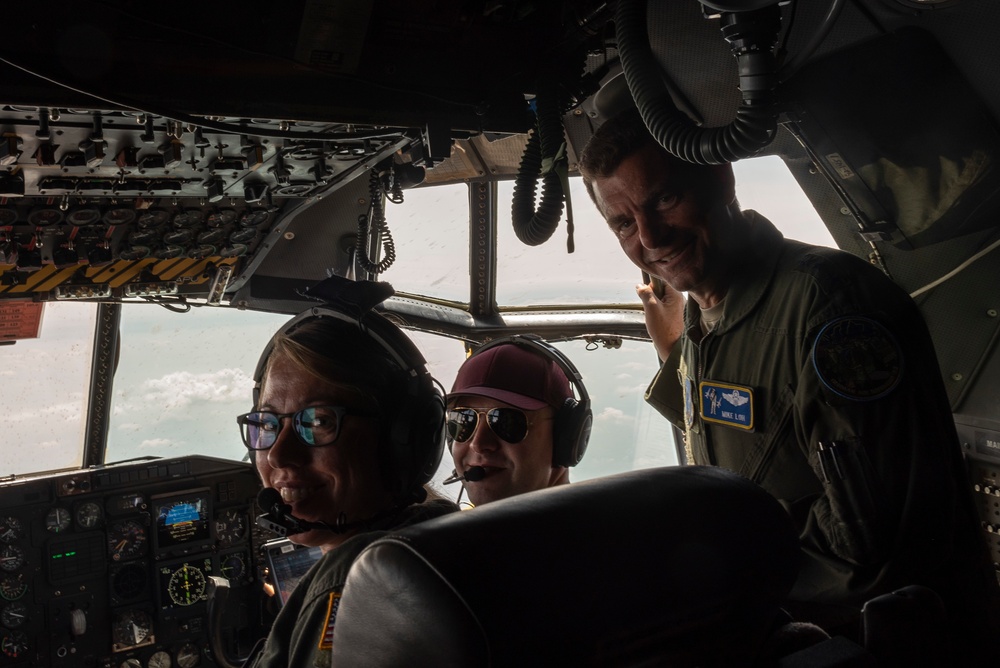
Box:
[2,0,1000,665]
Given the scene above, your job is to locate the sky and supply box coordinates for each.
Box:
[3,156,833,485]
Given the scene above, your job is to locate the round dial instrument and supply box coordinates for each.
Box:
[166,564,207,607]
[45,507,72,533]
[0,518,23,544]
[111,608,153,649]
[220,552,247,584]
[112,563,148,601]
[0,546,24,573]
[107,519,148,561]
[214,509,247,547]
[0,602,27,629]
[175,642,200,668]
[75,501,103,529]
[148,649,172,668]
[0,629,27,659]
[0,575,27,601]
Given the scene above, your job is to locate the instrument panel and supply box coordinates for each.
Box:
[0,455,268,668]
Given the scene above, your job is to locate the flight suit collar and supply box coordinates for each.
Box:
[685,210,785,337]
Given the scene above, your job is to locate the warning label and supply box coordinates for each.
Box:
[0,301,44,340]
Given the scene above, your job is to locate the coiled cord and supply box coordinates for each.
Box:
[512,80,575,251]
[356,169,397,274]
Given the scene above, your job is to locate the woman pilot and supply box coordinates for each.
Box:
[237,280,456,667]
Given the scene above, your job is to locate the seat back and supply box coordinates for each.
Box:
[861,585,950,668]
[331,466,801,667]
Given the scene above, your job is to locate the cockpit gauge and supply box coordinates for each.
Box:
[107,519,148,561]
[214,509,247,547]
[75,501,103,529]
[0,546,24,573]
[220,552,247,584]
[0,574,26,601]
[148,649,172,668]
[164,563,207,607]
[175,642,200,668]
[0,518,23,544]
[46,507,72,533]
[112,563,148,601]
[0,602,26,629]
[119,659,142,668]
[0,629,28,659]
[111,608,154,650]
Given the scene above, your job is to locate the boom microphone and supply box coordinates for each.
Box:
[442,466,487,484]
[256,487,322,537]
[255,486,406,537]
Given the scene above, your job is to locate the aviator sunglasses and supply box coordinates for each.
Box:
[446,407,550,444]
[236,406,373,450]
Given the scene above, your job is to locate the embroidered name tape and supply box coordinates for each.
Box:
[699,380,754,430]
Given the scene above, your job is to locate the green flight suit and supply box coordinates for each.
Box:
[645,212,997,651]
[249,499,457,668]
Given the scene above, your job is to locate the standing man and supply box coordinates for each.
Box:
[446,336,592,506]
[578,108,999,657]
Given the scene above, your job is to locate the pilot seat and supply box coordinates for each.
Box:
[329,466,821,667]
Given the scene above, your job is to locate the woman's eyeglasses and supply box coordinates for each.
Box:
[446,407,549,444]
[236,406,372,450]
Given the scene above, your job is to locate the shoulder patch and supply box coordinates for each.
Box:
[812,316,902,401]
[317,591,342,651]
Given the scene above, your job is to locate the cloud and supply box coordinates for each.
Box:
[2,439,79,474]
[137,438,175,450]
[615,382,650,396]
[595,407,630,424]
[114,368,254,419]
[9,400,84,427]
[619,361,648,372]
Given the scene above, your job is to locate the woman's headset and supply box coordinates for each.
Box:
[465,335,593,468]
[252,295,445,502]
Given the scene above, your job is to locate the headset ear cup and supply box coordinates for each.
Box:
[385,383,446,500]
[413,390,447,488]
[553,398,593,468]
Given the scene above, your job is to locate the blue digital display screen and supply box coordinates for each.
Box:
[154,494,210,550]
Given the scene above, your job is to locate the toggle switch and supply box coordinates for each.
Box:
[0,136,22,166]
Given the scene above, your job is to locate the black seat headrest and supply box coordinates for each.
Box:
[331,466,800,667]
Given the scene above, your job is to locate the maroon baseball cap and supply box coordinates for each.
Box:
[448,343,572,411]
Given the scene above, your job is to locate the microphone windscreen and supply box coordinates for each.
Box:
[464,466,487,482]
[257,487,282,510]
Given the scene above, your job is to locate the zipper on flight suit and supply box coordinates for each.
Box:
[692,330,717,466]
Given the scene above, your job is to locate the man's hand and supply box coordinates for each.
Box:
[637,278,685,362]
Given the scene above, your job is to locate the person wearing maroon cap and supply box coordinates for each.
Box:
[445,335,593,506]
